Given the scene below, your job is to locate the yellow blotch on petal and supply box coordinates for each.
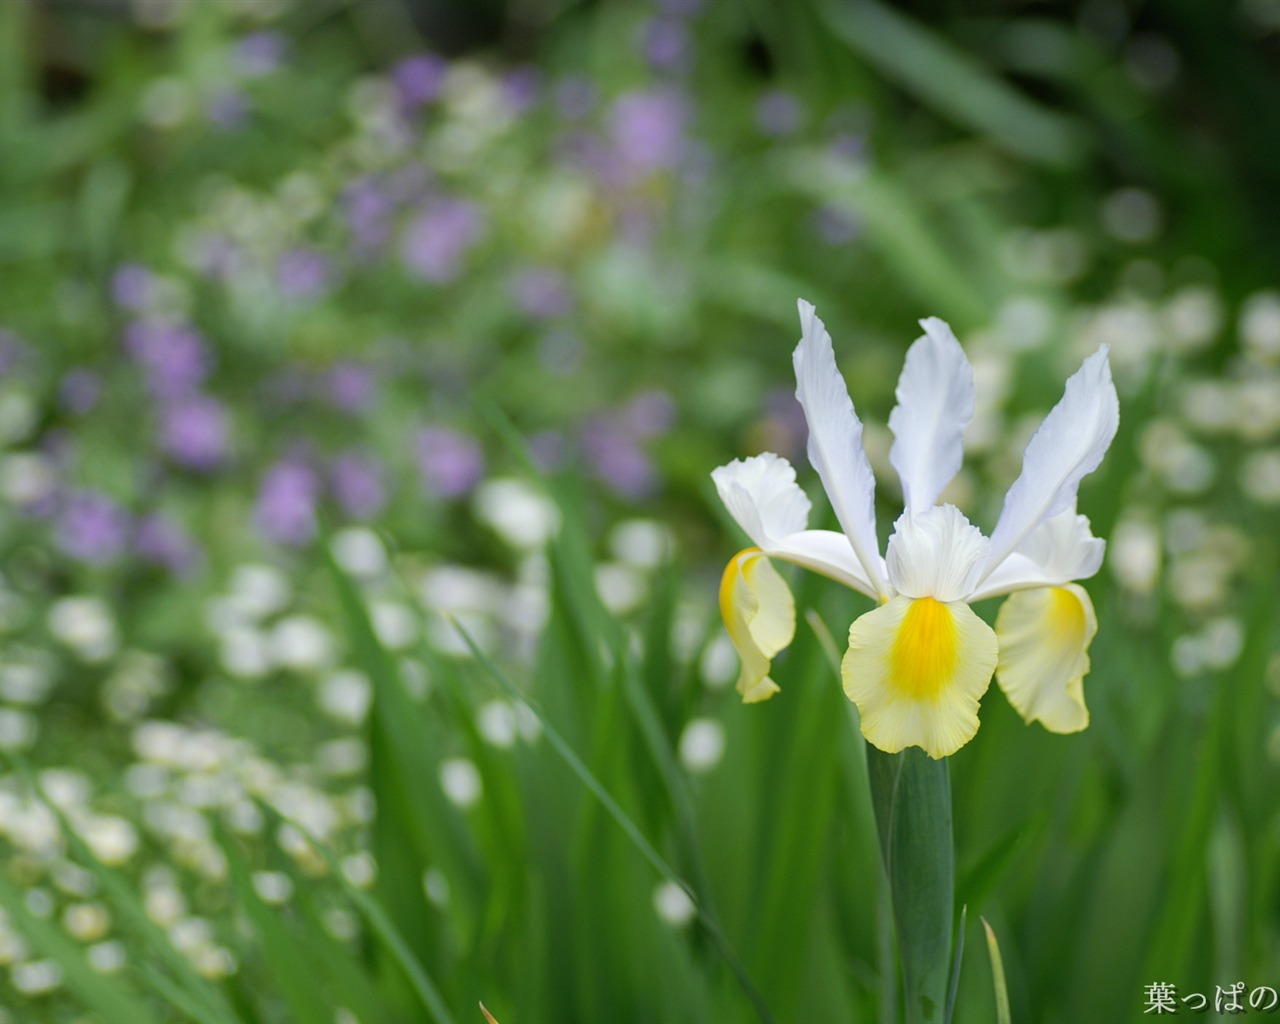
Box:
[994,583,1097,733]
[890,597,959,699]
[719,548,795,703]
[843,596,997,759]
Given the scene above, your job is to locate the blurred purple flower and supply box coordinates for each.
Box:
[255,460,318,546]
[583,425,657,499]
[188,233,242,282]
[641,18,689,70]
[124,320,211,398]
[415,427,484,498]
[502,67,541,113]
[235,31,287,77]
[206,89,249,129]
[755,89,802,137]
[537,330,584,375]
[59,371,100,415]
[0,330,31,375]
[813,204,861,246]
[528,431,566,473]
[111,265,155,310]
[134,514,202,574]
[610,90,687,173]
[762,386,809,462]
[392,54,447,107]
[55,490,129,564]
[401,199,484,283]
[331,451,387,520]
[159,394,230,470]
[327,361,377,413]
[624,390,676,438]
[509,267,572,320]
[277,248,332,300]
[829,132,867,161]
[557,130,619,183]
[555,77,597,120]
[344,176,395,254]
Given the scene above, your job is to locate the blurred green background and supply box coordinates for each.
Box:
[0,0,1278,1021]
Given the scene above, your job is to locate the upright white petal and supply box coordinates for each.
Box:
[884,504,989,603]
[982,347,1118,578]
[888,318,975,514]
[969,507,1105,601]
[712,453,811,549]
[793,300,886,597]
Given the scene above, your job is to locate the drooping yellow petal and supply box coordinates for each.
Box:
[842,595,997,758]
[719,548,795,703]
[994,584,1097,733]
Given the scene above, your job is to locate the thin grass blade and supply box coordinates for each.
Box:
[981,918,1011,1024]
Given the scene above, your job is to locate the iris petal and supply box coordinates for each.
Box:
[994,584,1097,733]
[719,548,795,703]
[843,595,998,758]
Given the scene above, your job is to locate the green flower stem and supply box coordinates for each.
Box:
[867,745,955,1024]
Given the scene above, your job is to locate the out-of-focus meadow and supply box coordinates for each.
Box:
[0,0,1278,1021]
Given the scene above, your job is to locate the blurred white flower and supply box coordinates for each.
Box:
[678,718,726,773]
[47,596,118,663]
[0,452,55,507]
[251,871,294,905]
[331,527,389,578]
[699,633,738,690]
[608,519,675,568]
[269,615,335,672]
[594,562,646,615]
[1240,290,1280,363]
[228,563,292,621]
[1241,449,1280,505]
[63,902,110,942]
[318,669,372,724]
[11,959,62,995]
[439,757,482,809]
[88,940,127,974]
[473,478,561,549]
[477,700,518,748]
[1109,520,1161,595]
[652,880,696,928]
[423,867,450,907]
[0,709,36,751]
[371,601,419,650]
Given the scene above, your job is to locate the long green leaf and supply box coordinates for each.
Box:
[868,746,954,1024]
[451,616,777,1024]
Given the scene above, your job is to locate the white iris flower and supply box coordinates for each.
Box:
[713,301,1119,759]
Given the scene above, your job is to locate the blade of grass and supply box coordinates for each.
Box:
[944,905,967,1024]
[0,869,159,1024]
[450,616,776,1024]
[980,918,1011,1024]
